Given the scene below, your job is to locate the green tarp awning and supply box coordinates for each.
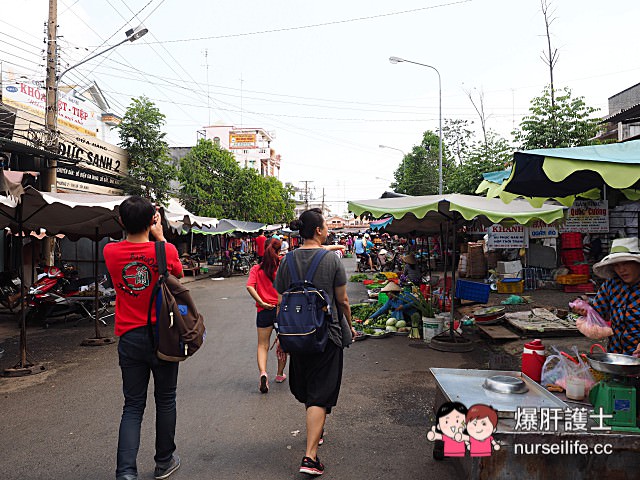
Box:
[348,193,566,234]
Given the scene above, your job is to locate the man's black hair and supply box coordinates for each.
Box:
[119,196,155,234]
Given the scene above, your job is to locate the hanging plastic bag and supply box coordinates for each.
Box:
[541,346,596,393]
[541,347,565,389]
[569,299,613,340]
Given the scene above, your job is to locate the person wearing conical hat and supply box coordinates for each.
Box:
[402,253,422,284]
[367,282,416,322]
[585,238,640,356]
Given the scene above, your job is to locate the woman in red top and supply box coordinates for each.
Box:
[246,238,287,393]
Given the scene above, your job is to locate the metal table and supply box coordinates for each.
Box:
[430,367,640,480]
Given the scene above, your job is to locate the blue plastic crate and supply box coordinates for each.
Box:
[455,279,490,303]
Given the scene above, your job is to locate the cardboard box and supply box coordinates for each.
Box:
[497,260,522,274]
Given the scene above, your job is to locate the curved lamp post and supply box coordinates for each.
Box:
[379,144,407,185]
[389,56,443,195]
[58,25,148,83]
[44,25,149,192]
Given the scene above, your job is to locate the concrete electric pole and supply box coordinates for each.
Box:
[44,0,58,193]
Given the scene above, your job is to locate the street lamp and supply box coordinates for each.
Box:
[44,25,149,191]
[378,144,406,157]
[379,144,407,183]
[57,25,148,84]
[389,56,443,195]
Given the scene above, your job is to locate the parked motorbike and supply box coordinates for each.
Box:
[25,264,106,327]
[222,250,252,277]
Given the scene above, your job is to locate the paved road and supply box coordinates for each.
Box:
[0,257,479,479]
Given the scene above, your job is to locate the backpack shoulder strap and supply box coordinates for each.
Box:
[285,251,300,285]
[304,248,329,283]
[148,241,167,347]
[155,241,168,279]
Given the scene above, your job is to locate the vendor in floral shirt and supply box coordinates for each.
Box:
[589,238,640,356]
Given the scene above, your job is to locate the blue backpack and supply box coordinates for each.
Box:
[276,249,331,354]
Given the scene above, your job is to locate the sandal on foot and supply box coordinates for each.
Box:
[275,374,287,383]
[259,373,269,393]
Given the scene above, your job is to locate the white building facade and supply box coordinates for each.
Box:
[202,125,281,178]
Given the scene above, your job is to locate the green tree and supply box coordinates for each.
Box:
[446,130,512,195]
[391,131,454,195]
[441,118,475,165]
[117,96,176,204]
[513,86,601,149]
[178,139,240,218]
[178,139,295,223]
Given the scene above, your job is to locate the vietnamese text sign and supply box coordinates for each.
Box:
[2,78,98,136]
[229,133,257,149]
[487,224,529,249]
[528,220,558,239]
[12,109,127,194]
[561,200,609,233]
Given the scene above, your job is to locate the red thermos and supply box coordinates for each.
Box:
[522,339,545,383]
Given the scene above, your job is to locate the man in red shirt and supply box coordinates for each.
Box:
[104,196,183,480]
[255,229,267,262]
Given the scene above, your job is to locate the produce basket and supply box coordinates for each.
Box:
[568,264,590,276]
[497,278,524,294]
[560,249,585,265]
[556,274,589,285]
[560,232,582,249]
[455,279,490,303]
[563,283,595,293]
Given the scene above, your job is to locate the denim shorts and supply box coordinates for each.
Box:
[256,308,277,328]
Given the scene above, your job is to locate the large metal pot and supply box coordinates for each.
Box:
[585,352,640,376]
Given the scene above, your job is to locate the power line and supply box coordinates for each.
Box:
[139,1,472,44]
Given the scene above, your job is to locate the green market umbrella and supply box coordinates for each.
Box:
[348,193,566,233]
[348,193,566,352]
[492,141,640,205]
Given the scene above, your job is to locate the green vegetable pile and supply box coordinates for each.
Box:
[349,273,369,283]
[350,303,378,320]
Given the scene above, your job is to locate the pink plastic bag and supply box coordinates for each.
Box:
[569,299,613,340]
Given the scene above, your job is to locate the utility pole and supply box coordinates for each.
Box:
[44,0,58,193]
[321,188,325,215]
[300,180,313,210]
[42,0,58,266]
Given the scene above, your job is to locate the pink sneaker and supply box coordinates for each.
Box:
[275,374,287,383]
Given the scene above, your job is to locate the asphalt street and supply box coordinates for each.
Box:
[0,257,481,479]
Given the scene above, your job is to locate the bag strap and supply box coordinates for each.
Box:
[286,249,328,285]
[147,241,167,347]
[156,241,168,279]
[304,249,329,283]
[285,251,300,284]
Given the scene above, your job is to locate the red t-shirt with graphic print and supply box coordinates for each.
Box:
[104,240,182,337]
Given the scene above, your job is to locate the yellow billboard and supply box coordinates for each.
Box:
[229,133,257,149]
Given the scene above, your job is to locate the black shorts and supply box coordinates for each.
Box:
[289,340,344,414]
[256,308,276,328]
